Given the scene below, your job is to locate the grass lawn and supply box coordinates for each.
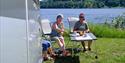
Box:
[44,37,125,63]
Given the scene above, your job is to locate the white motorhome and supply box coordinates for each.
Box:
[0,0,43,63]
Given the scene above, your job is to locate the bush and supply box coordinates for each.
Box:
[111,13,125,29]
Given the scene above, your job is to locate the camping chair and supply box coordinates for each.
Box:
[40,19,52,39]
[40,19,56,47]
[67,17,98,58]
[68,17,79,33]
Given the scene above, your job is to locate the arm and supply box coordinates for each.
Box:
[52,23,63,33]
[59,23,65,35]
[60,23,64,32]
[85,22,90,33]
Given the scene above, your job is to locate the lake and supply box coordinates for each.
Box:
[40,8,125,27]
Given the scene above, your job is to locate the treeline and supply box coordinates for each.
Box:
[40,0,125,8]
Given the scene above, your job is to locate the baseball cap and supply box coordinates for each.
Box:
[57,13,64,19]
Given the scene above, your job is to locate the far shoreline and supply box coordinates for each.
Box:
[40,7,125,9]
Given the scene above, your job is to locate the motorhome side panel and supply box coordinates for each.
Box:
[0,0,42,63]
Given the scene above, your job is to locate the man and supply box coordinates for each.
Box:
[73,13,92,52]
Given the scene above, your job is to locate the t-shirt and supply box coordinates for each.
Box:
[74,21,88,31]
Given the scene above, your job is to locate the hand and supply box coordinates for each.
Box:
[75,31,84,36]
[79,31,84,36]
[73,31,77,33]
[60,32,64,36]
[86,29,90,33]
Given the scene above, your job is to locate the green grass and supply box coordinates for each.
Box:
[89,24,125,38]
[44,23,125,63]
[44,37,125,63]
[63,23,125,38]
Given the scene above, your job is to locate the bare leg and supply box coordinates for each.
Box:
[55,38,63,48]
[54,37,65,52]
[54,37,66,55]
[59,36,65,50]
[81,41,86,51]
[59,36,67,55]
[88,40,92,51]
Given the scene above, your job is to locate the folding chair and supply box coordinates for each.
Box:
[40,19,56,44]
[40,19,51,35]
[67,17,98,59]
[68,17,79,33]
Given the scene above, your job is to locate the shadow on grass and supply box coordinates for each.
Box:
[53,48,99,63]
[54,55,80,63]
[53,48,82,63]
[54,48,82,55]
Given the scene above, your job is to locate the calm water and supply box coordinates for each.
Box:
[40,8,125,27]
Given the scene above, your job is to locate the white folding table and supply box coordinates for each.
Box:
[69,33,97,57]
[70,33,97,41]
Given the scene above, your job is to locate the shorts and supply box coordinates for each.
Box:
[51,36,64,41]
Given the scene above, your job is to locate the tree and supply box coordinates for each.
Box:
[83,0,97,8]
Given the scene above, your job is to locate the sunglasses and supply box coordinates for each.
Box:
[80,16,84,18]
[80,16,85,18]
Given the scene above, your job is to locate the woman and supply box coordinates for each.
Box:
[51,14,66,55]
[73,13,92,52]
